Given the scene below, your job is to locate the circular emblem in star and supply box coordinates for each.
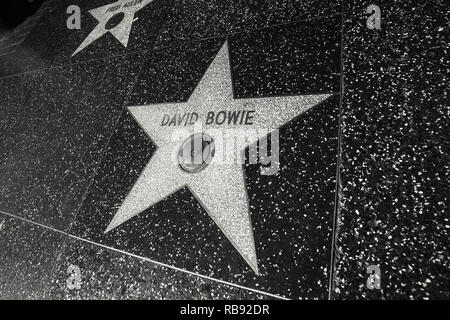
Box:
[178,133,216,173]
[105,12,125,30]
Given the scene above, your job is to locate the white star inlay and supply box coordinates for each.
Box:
[72,0,153,56]
[106,42,331,274]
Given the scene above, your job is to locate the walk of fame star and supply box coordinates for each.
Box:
[105,41,331,274]
[72,0,153,56]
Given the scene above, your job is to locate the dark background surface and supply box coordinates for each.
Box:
[0,0,46,31]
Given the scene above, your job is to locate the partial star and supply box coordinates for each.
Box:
[72,0,153,56]
[106,42,331,274]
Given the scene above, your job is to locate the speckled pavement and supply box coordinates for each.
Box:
[0,0,448,300]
